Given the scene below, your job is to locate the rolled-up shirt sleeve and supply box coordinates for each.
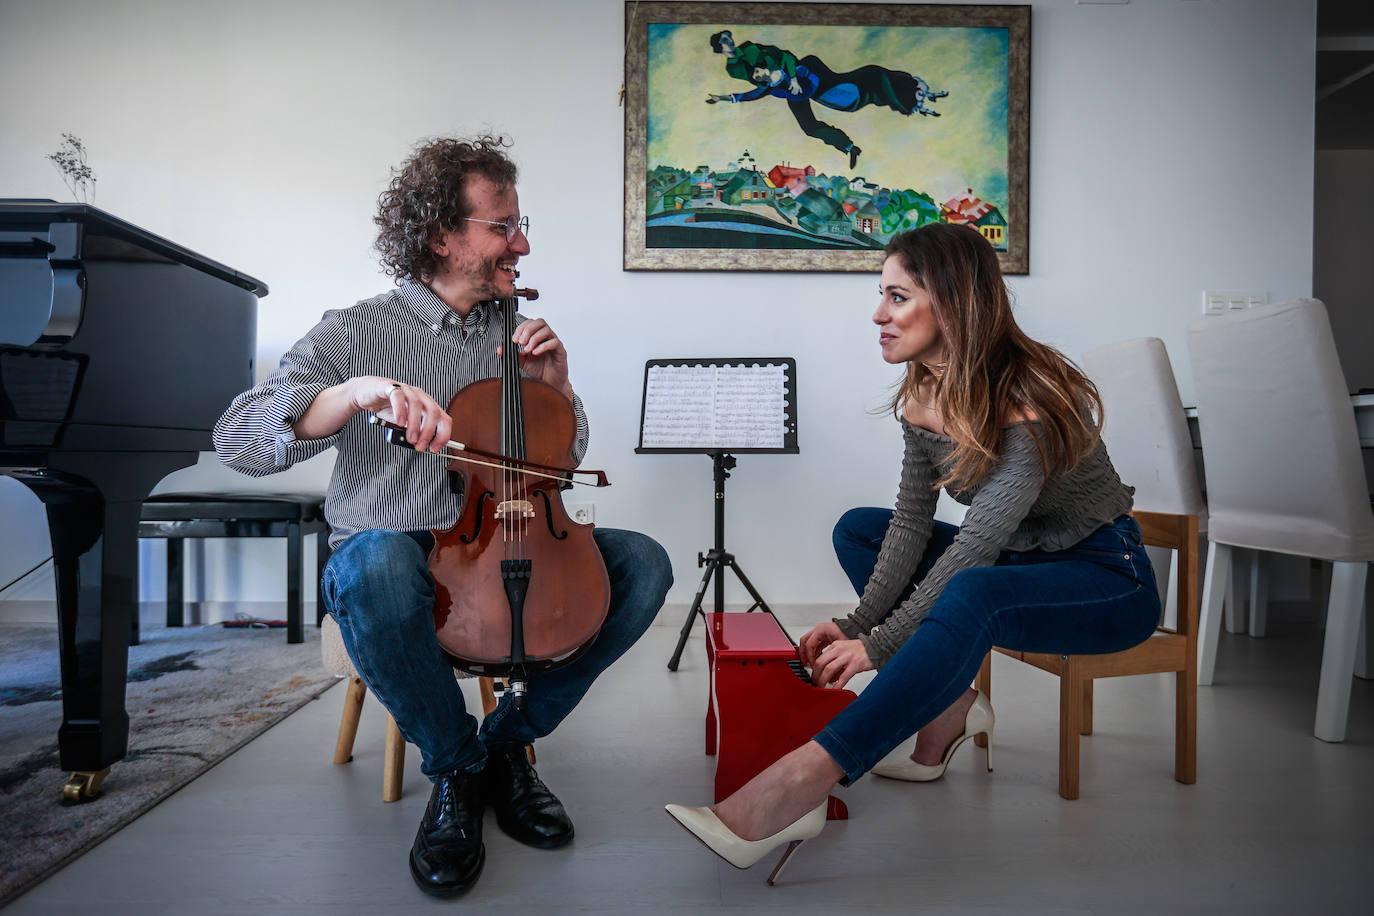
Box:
[511,309,590,466]
[569,392,590,466]
[213,312,350,477]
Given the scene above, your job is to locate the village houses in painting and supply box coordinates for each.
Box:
[645,151,1007,251]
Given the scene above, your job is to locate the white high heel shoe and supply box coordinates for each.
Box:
[871,690,995,782]
[664,801,827,886]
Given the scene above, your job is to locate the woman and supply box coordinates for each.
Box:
[665,223,1160,884]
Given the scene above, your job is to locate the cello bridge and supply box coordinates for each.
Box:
[495,499,535,520]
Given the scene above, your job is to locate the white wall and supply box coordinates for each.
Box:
[0,0,1317,610]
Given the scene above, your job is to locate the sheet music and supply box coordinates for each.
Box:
[641,362,788,449]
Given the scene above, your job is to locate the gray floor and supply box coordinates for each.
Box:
[6,604,1373,915]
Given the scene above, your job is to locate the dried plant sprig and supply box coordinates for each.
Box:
[46,133,97,203]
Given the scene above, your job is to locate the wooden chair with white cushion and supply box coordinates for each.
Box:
[1187,298,1374,742]
[1081,336,1207,630]
[977,510,1199,800]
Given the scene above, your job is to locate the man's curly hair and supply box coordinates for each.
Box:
[373,135,518,282]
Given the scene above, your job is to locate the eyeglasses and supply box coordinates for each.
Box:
[461,215,530,241]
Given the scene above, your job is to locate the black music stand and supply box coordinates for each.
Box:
[633,358,799,670]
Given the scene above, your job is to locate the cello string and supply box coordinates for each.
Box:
[513,297,528,563]
[508,302,519,561]
[501,297,513,562]
[506,296,517,559]
[521,325,531,561]
[509,297,526,562]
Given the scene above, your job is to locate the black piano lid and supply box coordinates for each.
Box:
[0,199,269,297]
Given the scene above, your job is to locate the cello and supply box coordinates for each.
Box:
[371,286,612,705]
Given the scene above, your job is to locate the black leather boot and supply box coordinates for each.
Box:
[481,743,574,849]
[409,768,485,897]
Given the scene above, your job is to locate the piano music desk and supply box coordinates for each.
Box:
[704,611,856,820]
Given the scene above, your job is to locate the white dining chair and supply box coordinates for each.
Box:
[1187,298,1374,742]
[1082,337,1206,630]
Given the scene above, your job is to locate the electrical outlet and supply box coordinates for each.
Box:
[1201,290,1268,316]
[569,503,594,525]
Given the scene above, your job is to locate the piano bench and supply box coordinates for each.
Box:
[137,494,331,645]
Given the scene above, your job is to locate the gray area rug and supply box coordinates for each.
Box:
[0,621,338,906]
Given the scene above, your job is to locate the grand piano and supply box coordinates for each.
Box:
[0,200,264,802]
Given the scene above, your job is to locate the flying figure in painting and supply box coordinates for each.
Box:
[704,30,948,170]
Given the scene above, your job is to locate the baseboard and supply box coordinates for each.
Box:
[0,600,321,629]
[651,602,848,629]
[0,601,56,625]
[0,599,847,633]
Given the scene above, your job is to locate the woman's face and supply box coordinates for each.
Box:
[873,255,944,366]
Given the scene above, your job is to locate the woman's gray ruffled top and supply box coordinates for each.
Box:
[837,420,1134,666]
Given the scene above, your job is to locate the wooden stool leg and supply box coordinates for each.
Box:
[383,715,405,802]
[1059,658,1083,800]
[1081,678,1094,735]
[334,676,366,764]
[974,652,992,749]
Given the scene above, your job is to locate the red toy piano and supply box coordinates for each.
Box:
[703,611,857,820]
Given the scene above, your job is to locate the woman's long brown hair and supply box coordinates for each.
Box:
[885,223,1103,491]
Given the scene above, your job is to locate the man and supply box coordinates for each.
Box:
[705,30,948,170]
[213,135,673,897]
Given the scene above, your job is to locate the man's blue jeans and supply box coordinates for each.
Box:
[817,508,1160,784]
[323,527,672,779]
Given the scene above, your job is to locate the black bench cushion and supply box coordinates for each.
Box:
[141,494,325,523]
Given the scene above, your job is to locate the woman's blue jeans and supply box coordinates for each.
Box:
[323,527,672,779]
[817,508,1160,784]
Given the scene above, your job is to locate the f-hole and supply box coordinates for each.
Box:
[535,490,568,540]
[460,491,495,543]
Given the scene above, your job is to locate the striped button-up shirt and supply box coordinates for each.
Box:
[213,280,589,546]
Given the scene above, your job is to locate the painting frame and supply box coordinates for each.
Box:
[623,1,1031,273]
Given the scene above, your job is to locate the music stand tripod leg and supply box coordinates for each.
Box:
[668,451,734,670]
[667,451,781,669]
[723,556,791,636]
[668,552,724,671]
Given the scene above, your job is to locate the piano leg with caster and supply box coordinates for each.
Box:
[1,199,262,803]
[9,451,200,802]
[62,767,110,804]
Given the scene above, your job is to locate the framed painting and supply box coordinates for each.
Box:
[623,2,1030,273]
